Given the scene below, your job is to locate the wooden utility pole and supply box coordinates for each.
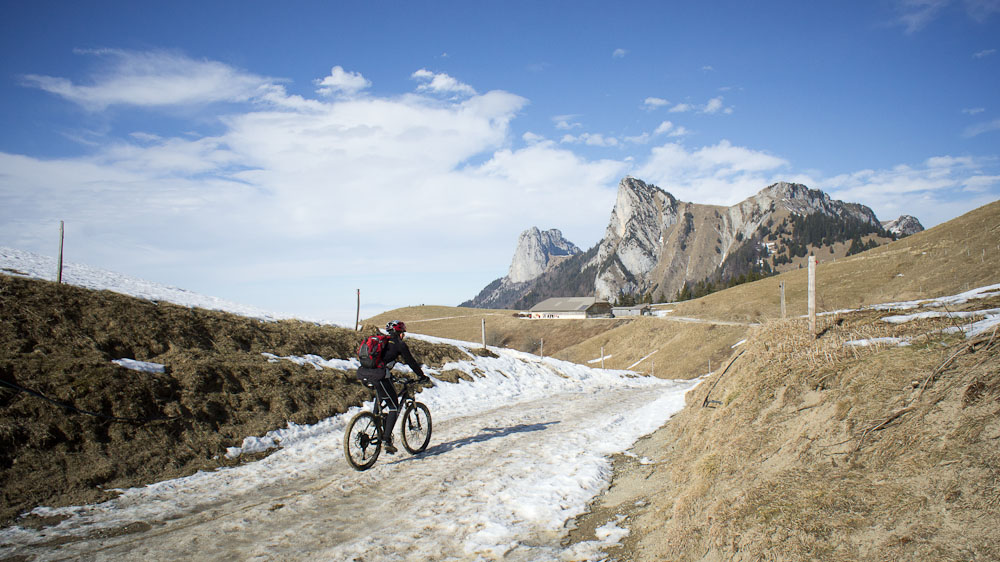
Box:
[355,289,360,331]
[57,221,65,284]
[481,319,486,349]
[601,346,605,369]
[808,255,817,334]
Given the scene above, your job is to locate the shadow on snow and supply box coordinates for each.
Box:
[393,421,560,462]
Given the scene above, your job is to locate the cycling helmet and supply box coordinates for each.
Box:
[386,320,407,334]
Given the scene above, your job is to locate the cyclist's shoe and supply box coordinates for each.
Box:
[383,438,398,454]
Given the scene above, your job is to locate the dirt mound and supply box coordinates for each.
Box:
[0,275,465,526]
[569,295,1000,560]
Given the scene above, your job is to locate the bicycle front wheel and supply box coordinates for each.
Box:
[344,411,382,471]
[401,401,432,454]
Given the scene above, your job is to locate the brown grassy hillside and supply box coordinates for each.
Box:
[366,307,748,378]
[571,297,1000,560]
[0,276,463,526]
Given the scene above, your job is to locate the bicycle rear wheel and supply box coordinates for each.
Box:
[344,411,382,471]
[401,402,432,454]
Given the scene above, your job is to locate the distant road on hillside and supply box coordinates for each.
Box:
[655,314,759,327]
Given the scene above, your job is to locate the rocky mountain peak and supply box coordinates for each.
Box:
[882,215,924,237]
[464,176,913,310]
[756,182,831,215]
[508,227,581,283]
[754,182,880,226]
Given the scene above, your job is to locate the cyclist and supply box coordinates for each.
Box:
[357,320,429,454]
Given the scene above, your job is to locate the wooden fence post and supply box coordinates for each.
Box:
[57,220,65,284]
[808,255,817,334]
[482,319,486,349]
[355,289,360,331]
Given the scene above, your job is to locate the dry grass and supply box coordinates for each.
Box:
[573,296,1000,561]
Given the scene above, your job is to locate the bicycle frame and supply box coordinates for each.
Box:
[344,374,432,471]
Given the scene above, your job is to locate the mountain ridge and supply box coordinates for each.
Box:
[465,177,913,309]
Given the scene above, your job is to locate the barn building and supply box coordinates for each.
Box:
[527,297,613,319]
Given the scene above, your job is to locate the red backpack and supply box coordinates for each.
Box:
[357,334,390,369]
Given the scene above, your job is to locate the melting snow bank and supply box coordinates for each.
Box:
[0,343,699,562]
[839,284,1000,348]
[870,283,1000,312]
[845,337,911,348]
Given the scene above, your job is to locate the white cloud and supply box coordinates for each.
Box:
[553,114,582,130]
[893,0,1000,33]
[315,66,370,96]
[962,107,985,114]
[21,49,273,110]
[667,98,733,114]
[634,140,790,205]
[963,175,1000,191]
[561,133,620,147]
[973,48,996,58]
[894,0,951,33]
[965,0,1000,22]
[814,154,1000,226]
[654,121,675,135]
[4,54,542,321]
[925,155,976,168]
[702,65,715,72]
[963,118,1000,137]
[703,97,724,114]
[612,48,628,58]
[522,131,546,144]
[643,97,670,110]
[411,69,477,97]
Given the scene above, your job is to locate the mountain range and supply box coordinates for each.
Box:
[462,177,923,309]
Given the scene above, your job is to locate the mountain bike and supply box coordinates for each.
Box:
[344,375,432,471]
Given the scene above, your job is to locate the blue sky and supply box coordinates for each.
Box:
[1,0,998,324]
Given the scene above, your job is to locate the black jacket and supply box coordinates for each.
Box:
[382,333,424,377]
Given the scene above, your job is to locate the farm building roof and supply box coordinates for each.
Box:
[529,297,600,312]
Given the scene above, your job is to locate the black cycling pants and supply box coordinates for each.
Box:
[375,376,399,440]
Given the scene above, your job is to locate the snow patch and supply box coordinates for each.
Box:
[111,359,166,374]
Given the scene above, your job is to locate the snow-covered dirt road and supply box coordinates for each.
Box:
[1,344,698,562]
